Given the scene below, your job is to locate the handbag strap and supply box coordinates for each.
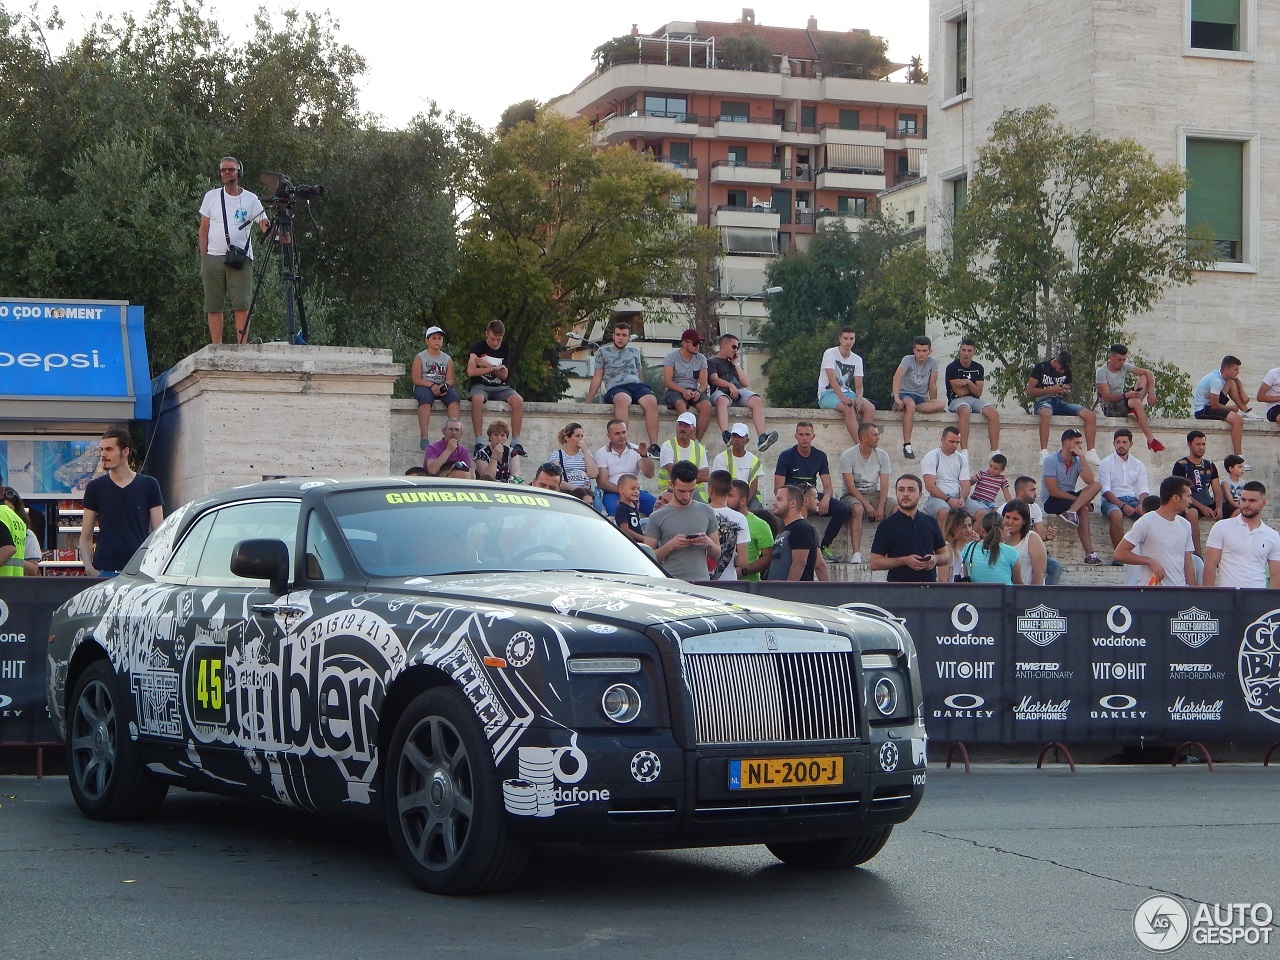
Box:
[219,188,233,248]
[962,541,977,577]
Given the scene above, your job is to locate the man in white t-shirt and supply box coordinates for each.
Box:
[707,470,749,581]
[710,424,762,505]
[595,418,655,516]
[1257,365,1280,426]
[817,326,877,442]
[198,156,272,345]
[839,422,893,564]
[919,425,971,529]
[1113,476,1196,586]
[1203,480,1280,588]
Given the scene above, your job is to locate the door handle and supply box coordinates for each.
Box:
[252,603,305,616]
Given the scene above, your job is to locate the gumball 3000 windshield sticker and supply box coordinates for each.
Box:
[1240,610,1280,724]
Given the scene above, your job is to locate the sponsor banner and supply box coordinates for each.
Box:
[0,579,91,744]
[740,582,1280,743]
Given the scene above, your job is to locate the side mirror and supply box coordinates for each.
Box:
[231,538,291,594]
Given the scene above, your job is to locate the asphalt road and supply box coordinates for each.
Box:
[2,764,1276,960]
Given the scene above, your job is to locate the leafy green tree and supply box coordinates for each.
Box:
[497,99,539,136]
[716,34,772,72]
[762,218,922,408]
[929,105,1209,414]
[819,34,891,80]
[907,55,927,84]
[591,35,639,70]
[438,110,690,400]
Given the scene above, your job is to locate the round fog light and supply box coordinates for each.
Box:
[602,684,642,723]
[873,677,898,716]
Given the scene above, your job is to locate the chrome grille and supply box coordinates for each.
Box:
[684,651,859,745]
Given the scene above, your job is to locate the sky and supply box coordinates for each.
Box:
[34,0,930,129]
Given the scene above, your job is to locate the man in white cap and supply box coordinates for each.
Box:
[711,423,763,507]
[410,325,460,450]
[659,411,709,501]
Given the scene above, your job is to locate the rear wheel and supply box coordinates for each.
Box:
[67,660,168,819]
[385,686,529,895]
[766,826,893,869]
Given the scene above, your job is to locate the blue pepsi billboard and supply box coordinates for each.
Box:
[0,299,150,420]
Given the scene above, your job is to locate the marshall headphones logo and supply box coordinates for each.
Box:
[1171,606,1219,649]
[1017,604,1067,647]
[1239,609,1280,726]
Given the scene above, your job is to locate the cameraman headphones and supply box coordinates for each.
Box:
[219,156,244,177]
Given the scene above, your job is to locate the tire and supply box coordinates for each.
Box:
[66,659,168,820]
[766,825,894,869]
[384,686,529,895]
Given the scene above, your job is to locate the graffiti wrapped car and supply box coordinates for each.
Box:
[47,478,925,894]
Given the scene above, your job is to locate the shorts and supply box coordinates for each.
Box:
[665,388,705,408]
[1101,495,1139,517]
[1194,406,1231,421]
[920,495,955,517]
[1034,397,1084,417]
[201,253,253,313]
[471,383,519,403]
[1223,502,1238,519]
[1044,494,1083,514]
[1190,488,1215,509]
[709,387,758,405]
[842,493,896,516]
[948,396,993,414]
[817,390,857,410]
[604,383,655,404]
[1268,404,1280,423]
[899,391,928,405]
[1099,398,1132,418]
[963,497,996,515]
[413,384,460,407]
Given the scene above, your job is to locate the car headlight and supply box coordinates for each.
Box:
[601,683,642,723]
[873,677,898,717]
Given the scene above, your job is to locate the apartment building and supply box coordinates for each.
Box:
[553,12,928,380]
[927,0,1280,384]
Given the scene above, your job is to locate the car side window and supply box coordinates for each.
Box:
[162,511,217,580]
[304,511,339,580]
[190,500,301,584]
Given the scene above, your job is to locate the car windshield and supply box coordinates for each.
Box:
[325,485,665,578]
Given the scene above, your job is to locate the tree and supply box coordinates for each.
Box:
[716,34,772,72]
[819,34,891,81]
[438,110,691,400]
[907,55,928,84]
[591,35,639,71]
[497,99,538,137]
[761,219,923,408]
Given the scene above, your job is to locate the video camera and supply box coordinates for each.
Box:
[259,171,326,206]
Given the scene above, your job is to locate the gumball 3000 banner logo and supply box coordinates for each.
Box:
[1239,610,1280,725]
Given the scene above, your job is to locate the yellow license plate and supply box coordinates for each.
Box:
[728,756,844,790]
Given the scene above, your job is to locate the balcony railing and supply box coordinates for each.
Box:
[653,155,698,169]
[819,121,889,133]
[715,203,776,213]
[710,159,779,170]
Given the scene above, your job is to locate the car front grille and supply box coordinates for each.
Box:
[684,650,859,745]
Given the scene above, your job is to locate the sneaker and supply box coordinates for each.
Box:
[1085,448,1102,466]
[1110,560,1123,567]
[849,552,863,564]
[1243,460,1253,471]
[1040,448,1051,460]
[989,449,1002,459]
[821,546,842,563]
[722,430,731,445]
[474,442,491,462]
[644,445,662,460]
[1243,412,1265,421]
[902,442,915,459]
[1147,438,1166,452]
[1059,511,1080,527]
[758,430,779,452]
[1083,553,1102,565]
[420,439,429,451]
[510,442,527,459]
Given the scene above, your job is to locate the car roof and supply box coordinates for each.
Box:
[188,476,580,510]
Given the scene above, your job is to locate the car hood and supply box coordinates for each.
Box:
[362,571,905,650]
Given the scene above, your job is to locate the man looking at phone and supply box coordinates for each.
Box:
[870,474,949,582]
[648,459,721,580]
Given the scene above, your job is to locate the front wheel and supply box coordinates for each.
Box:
[67,659,168,819]
[385,686,529,895]
[766,825,893,869]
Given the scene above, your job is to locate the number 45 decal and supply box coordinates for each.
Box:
[188,645,228,725]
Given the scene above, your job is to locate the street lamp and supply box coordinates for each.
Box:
[726,286,783,353]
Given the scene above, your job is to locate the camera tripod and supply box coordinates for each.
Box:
[243,204,310,346]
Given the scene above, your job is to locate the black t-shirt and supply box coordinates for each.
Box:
[774,446,831,487]
[469,339,511,388]
[1173,456,1219,500]
[871,509,945,582]
[1030,360,1070,391]
[83,473,164,572]
[768,518,817,581]
[614,501,644,540]
[945,359,986,403]
[707,356,742,391]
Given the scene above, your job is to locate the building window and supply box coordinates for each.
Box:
[668,141,690,162]
[943,13,970,100]
[800,105,817,133]
[951,176,968,216]
[837,196,868,217]
[726,189,747,208]
[839,109,860,131]
[720,101,749,122]
[644,94,688,121]
[727,146,748,166]
[906,210,916,225]
[1190,0,1240,51]
[1185,138,1244,262]
[898,114,919,137]
[955,17,968,93]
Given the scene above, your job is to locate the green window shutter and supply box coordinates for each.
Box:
[1186,139,1243,245]
[1192,0,1240,25]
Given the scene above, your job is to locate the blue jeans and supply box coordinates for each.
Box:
[1044,556,1063,585]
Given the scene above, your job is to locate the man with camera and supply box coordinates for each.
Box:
[199,156,271,345]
